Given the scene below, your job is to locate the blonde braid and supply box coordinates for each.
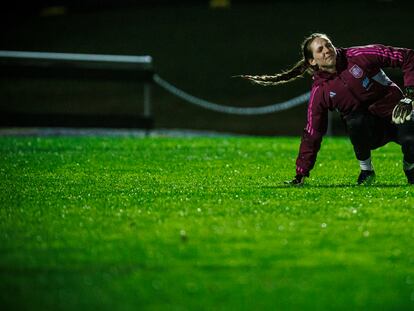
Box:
[236,33,331,87]
[236,59,309,86]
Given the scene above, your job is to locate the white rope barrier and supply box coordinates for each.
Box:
[153,74,310,115]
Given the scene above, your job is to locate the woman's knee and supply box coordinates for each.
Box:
[346,113,372,146]
[400,134,414,146]
[400,134,414,162]
[346,113,366,133]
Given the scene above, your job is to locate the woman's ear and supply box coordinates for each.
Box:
[309,58,316,66]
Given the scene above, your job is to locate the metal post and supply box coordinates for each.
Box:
[143,83,151,118]
[143,83,152,137]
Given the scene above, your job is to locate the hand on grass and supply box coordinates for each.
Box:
[284,175,305,186]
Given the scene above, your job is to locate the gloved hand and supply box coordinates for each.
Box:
[284,174,306,186]
[392,87,414,124]
[406,86,414,99]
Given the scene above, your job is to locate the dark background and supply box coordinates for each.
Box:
[1,0,413,135]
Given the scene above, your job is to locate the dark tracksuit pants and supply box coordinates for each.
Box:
[344,111,414,165]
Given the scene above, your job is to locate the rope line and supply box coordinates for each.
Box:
[153,74,310,115]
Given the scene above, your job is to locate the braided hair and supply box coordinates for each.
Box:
[237,33,331,86]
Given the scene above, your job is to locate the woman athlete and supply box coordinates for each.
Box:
[239,33,414,185]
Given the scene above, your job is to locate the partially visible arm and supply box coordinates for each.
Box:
[346,45,414,125]
[286,85,328,185]
[346,44,414,86]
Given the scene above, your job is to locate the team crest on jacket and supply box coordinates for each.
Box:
[349,65,364,79]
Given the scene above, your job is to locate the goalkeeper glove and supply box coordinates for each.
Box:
[406,86,414,99]
[392,87,414,124]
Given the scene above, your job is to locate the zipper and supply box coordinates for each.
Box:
[338,74,360,102]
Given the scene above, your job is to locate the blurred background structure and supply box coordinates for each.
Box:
[1,0,413,135]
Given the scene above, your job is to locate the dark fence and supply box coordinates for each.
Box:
[0,51,154,129]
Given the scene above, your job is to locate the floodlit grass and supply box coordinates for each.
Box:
[0,135,413,310]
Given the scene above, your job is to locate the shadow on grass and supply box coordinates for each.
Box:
[263,183,405,189]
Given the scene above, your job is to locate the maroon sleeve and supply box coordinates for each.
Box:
[296,85,328,177]
[346,44,414,87]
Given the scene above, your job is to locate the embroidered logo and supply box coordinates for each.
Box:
[329,91,337,98]
[349,64,363,79]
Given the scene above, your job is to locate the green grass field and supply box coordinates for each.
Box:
[1,135,414,310]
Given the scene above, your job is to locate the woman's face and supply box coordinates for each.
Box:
[308,37,337,72]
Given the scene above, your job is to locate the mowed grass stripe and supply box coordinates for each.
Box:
[0,136,413,311]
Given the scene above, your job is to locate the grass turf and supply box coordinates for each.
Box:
[0,135,413,310]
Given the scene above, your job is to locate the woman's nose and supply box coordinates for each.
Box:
[323,47,331,54]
